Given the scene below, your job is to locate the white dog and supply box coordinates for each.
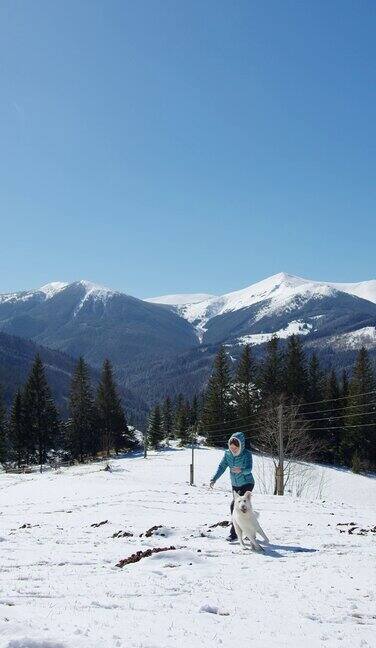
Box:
[232,491,269,551]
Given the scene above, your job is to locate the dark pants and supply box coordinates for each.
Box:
[229,483,255,539]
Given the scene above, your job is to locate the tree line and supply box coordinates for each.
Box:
[148,335,376,472]
[0,355,136,470]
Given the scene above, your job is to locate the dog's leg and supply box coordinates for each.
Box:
[256,523,269,544]
[233,520,247,549]
[250,535,263,552]
[247,529,263,552]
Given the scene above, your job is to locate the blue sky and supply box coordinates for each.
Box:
[1,0,375,297]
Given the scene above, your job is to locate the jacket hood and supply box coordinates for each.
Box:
[228,431,245,454]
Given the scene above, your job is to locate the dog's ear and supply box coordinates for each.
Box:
[233,491,241,499]
[244,491,252,500]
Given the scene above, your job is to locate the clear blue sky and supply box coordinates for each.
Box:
[1,0,375,297]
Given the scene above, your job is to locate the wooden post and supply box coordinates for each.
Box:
[277,403,284,495]
[143,431,147,459]
[190,431,195,486]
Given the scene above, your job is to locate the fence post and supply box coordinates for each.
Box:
[143,431,147,459]
[277,403,284,495]
[190,430,195,486]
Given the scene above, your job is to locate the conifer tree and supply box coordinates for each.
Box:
[202,346,233,445]
[307,353,324,403]
[23,355,59,471]
[232,345,259,439]
[260,336,284,398]
[189,395,199,427]
[8,390,25,468]
[96,359,134,455]
[67,357,98,462]
[0,387,7,464]
[148,404,163,449]
[341,370,349,399]
[172,397,190,444]
[162,396,173,445]
[341,347,376,469]
[321,369,341,463]
[285,335,308,400]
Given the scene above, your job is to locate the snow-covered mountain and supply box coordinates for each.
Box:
[146,272,376,347]
[0,280,199,404]
[1,273,376,409]
[146,292,216,306]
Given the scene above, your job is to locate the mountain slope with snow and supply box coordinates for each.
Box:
[0,281,199,401]
[146,293,216,306]
[1,273,376,409]
[0,448,374,648]
[152,273,376,348]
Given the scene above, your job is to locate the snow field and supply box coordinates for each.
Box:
[0,448,375,648]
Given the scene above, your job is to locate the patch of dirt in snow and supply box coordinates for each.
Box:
[90,519,109,528]
[141,524,176,538]
[116,546,177,567]
[112,529,133,538]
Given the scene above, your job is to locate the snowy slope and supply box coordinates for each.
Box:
[145,273,376,347]
[0,448,374,648]
[327,280,376,305]
[146,293,216,305]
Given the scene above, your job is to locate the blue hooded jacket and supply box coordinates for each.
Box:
[211,431,254,488]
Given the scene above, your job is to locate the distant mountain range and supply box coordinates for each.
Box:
[1,273,375,415]
[0,331,147,425]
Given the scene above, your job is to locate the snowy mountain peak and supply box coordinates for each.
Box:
[75,279,118,297]
[39,282,69,299]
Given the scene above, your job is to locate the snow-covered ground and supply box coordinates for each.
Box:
[0,449,375,648]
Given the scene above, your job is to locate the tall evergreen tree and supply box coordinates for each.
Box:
[341,370,350,399]
[321,369,341,463]
[285,335,308,400]
[201,346,233,445]
[232,345,259,440]
[96,359,134,455]
[260,336,284,399]
[341,347,376,469]
[148,404,163,449]
[173,397,190,444]
[162,396,173,445]
[0,387,7,464]
[67,357,98,462]
[8,390,25,468]
[23,355,59,471]
[307,353,325,403]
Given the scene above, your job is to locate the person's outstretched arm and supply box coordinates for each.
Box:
[210,454,228,487]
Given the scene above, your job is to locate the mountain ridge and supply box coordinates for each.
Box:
[1,273,375,409]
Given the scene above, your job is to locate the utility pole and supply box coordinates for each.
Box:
[276,403,284,496]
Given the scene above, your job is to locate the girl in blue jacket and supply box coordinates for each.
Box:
[210,431,254,541]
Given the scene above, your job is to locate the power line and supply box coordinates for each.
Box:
[307,421,376,431]
[298,389,376,411]
[200,390,376,429]
[302,399,376,417]
[305,409,376,424]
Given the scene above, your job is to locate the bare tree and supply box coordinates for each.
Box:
[256,396,321,495]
